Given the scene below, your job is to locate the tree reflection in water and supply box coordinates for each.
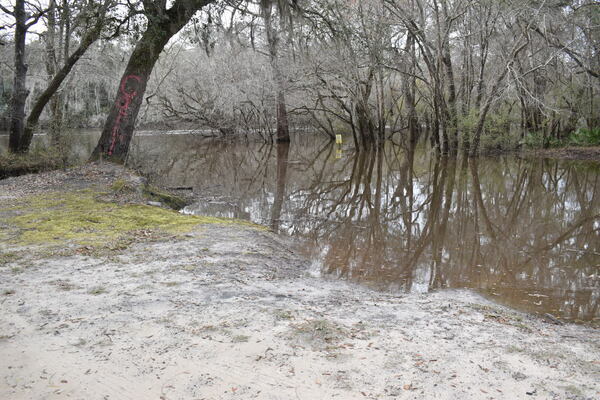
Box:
[130,136,600,322]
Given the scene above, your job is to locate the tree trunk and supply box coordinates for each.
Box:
[92,0,213,162]
[402,33,419,146]
[45,0,64,147]
[91,30,169,161]
[261,0,290,143]
[276,90,290,142]
[440,26,458,153]
[471,39,528,156]
[20,20,103,152]
[8,0,29,153]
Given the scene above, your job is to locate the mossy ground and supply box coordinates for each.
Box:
[0,149,66,179]
[1,189,261,249]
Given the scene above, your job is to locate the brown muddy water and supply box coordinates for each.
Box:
[2,131,599,322]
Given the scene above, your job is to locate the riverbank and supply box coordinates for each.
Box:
[523,146,600,161]
[1,164,599,399]
[0,149,66,180]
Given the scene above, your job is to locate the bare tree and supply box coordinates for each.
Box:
[1,0,48,153]
[20,0,114,152]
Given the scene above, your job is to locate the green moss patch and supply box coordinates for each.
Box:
[5,190,233,246]
[0,149,66,179]
[142,185,187,210]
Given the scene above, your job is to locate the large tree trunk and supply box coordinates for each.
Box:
[8,0,29,153]
[91,29,170,161]
[92,0,213,162]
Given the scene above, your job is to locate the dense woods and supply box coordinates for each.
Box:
[1,0,598,158]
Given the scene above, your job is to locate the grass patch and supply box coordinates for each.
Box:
[0,148,66,179]
[110,178,132,193]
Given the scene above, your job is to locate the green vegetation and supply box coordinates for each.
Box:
[142,185,187,210]
[0,147,66,179]
[567,128,600,147]
[110,178,188,210]
[110,178,132,193]
[521,128,600,149]
[3,190,253,247]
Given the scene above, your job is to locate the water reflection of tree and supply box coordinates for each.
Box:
[131,136,599,321]
[459,158,600,321]
[270,143,289,233]
[290,145,599,321]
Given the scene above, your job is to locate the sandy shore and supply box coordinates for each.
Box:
[1,165,599,399]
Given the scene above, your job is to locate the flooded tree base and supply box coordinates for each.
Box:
[0,165,599,399]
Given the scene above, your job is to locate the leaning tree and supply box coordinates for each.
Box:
[1,0,115,153]
[91,0,215,162]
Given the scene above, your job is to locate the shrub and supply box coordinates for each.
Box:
[567,128,600,146]
[520,131,564,149]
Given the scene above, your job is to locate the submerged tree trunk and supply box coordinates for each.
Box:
[8,0,29,153]
[92,0,214,162]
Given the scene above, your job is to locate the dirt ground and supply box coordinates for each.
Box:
[1,165,599,400]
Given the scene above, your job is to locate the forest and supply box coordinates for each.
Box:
[1,0,598,160]
[1,1,600,398]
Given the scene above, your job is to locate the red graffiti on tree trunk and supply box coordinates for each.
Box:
[108,75,142,156]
